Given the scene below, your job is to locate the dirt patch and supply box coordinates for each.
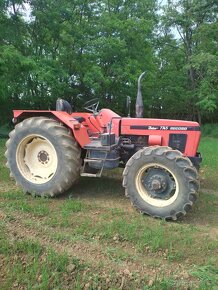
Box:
[0,211,6,219]
[0,174,217,289]
[199,226,218,241]
[0,183,18,193]
[0,255,8,287]
[0,208,196,289]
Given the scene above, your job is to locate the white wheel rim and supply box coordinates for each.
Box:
[135,163,179,207]
[16,135,58,184]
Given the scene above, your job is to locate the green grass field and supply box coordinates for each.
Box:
[0,137,218,289]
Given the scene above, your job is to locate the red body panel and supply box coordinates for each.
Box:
[121,118,201,156]
[13,109,201,157]
[94,109,120,135]
[72,109,120,135]
[13,109,121,142]
[13,110,90,147]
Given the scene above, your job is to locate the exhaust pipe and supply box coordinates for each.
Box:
[135,72,145,118]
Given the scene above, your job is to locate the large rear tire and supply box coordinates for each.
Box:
[123,146,199,220]
[5,117,81,197]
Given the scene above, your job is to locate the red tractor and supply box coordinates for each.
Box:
[5,73,201,220]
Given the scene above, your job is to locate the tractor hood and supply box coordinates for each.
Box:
[120,117,201,157]
[121,118,200,135]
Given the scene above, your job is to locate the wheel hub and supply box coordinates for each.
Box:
[16,135,58,184]
[151,177,164,190]
[37,150,49,164]
[142,168,175,199]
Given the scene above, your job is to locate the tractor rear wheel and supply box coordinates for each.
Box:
[123,146,199,220]
[5,117,81,197]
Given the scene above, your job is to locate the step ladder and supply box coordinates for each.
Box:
[80,138,118,177]
[80,149,108,177]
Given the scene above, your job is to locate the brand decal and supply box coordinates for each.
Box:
[148,126,158,130]
[169,126,187,131]
[130,125,200,131]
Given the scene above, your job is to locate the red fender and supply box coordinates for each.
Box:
[13,110,90,147]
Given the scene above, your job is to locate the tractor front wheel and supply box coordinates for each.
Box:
[123,146,199,220]
[5,117,81,197]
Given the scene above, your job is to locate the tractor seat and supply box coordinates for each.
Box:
[73,116,85,123]
[56,98,73,114]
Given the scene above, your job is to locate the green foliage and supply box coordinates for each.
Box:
[0,0,217,124]
[0,124,10,137]
[201,123,218,138]
[159,0,218,122]
[192,53,218,114]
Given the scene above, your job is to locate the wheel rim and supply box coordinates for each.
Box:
[16,135,58,184]
[135,163,179,207]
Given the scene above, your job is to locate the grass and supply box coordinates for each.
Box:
[0,198,50,216]
[1,238,73,290]
[199,137,218,189]
[201,123,218,138]
[191,264,218,289]
[0,137,218,289]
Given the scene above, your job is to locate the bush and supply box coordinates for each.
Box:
[0,124,11,138]
[201,123,218,138]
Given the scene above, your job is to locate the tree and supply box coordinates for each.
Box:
[0,0,217,125]
[160,0,218,122]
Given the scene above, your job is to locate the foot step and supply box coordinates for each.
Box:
[83,158,102,163]
[80,173,100,177]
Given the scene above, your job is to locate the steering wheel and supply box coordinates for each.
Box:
[84,98,99,113]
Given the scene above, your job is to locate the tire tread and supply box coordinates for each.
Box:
[123,146,199,220]
[5,117,81,197]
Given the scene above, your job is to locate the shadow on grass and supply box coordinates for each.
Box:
[1,161,215,226]
[2,173,217,227]
[59,175,124,200]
